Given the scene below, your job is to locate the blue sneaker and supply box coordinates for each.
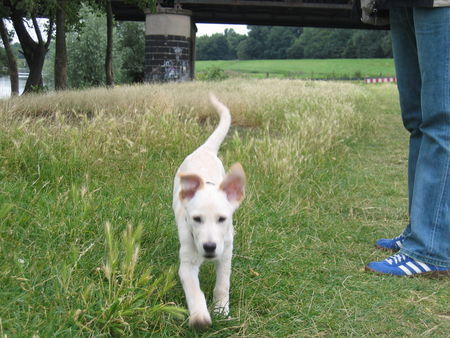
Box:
[365,254,450,277]
[375,235,404,251]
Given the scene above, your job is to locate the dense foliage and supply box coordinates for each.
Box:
[0,0,154,93]
[197,26,392,60]
[43,9,144,89]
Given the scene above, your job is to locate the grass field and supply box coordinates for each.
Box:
[196,58,396,79]
[1,79,450,336]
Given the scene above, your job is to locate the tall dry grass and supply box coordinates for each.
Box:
[0,79,367,183]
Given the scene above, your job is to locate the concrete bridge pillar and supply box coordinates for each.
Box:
[144,7,195,82]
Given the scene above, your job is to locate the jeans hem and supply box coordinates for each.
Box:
[399,248,450,268]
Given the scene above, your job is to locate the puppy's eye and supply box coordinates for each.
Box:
[193,216,203,223]
[218,216,227,223]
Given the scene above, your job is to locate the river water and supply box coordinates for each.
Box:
[0,71,29,98]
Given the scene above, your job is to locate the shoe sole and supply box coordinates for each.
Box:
[365,265,450,278]
[374,244,400,252]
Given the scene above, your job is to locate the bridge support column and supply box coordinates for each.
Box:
[144,7,195,82]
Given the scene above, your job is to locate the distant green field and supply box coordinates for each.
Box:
[196,59,396,79]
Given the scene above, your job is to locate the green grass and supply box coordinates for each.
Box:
[196,58,396,79]
[1,79,449,336]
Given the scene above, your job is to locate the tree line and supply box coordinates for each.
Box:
[0,0,156,96]
[196,26,392,61]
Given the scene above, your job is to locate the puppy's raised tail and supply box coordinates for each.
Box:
[201,93,231,154]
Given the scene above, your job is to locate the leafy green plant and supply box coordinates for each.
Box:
[353,70,363,79]
[73,222,186,335]
[196,66,229,81]
[29,84,49,94]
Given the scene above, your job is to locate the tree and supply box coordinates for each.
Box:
[300,29,333,58]
[54,0,85,90]
[0,45,7,73]
[86,0,157,87]
[54,0,67,90]
[83,0,115,86]
[1,0,55,93]
[290,28,350,59]
[236,37,263,60]
[67,7,109,88]
[196,33,231,60]
[344,30,391,58]
[0,19,19,95]
[116,21,145,83]
[105,0,114,86]
[242,26,268,58]
[264,27,302,59]
[224,28,246,59]
[286,37,304,59]
[235,26,301,60]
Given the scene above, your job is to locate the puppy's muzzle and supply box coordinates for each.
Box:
[203,242,217,258]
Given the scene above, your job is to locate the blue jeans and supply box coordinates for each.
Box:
[390,7,450,267]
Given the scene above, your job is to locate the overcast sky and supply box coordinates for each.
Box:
[196,23,248,36]
[6,22,248,43]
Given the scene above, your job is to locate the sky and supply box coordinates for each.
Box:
[196,23,248,36]
[6,22,248,43]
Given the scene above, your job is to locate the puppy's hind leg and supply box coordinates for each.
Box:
[178,258,212,329]
[213,248,232,316]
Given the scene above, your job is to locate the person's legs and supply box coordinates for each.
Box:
[373,7,418,251]
[391,8,422,220]
[368,6,450,274]
[400,6,450,267]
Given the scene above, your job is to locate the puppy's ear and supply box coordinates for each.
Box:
[220,163,246,207]
[179,173,204,201]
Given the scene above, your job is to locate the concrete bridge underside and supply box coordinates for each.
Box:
[112,0,369,29]
[111,0,377,82]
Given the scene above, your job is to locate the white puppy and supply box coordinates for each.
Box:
[172,94,246,329]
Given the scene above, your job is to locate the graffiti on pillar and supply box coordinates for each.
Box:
[174,47,183,60]
[145,35,192,82]
[160,46,190,81]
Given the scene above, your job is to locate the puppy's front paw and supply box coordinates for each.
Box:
[214,302,229,317]
[189,311,212,330]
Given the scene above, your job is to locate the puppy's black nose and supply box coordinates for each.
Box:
[203,242,217,253]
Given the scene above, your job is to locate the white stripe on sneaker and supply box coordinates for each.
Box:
[406,261,422,273]
[399,265,413,275]
[396,240,403,248]
[416,261,432,272]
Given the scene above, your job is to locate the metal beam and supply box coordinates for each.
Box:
[111,0,384,29]
[175,0,352,10]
